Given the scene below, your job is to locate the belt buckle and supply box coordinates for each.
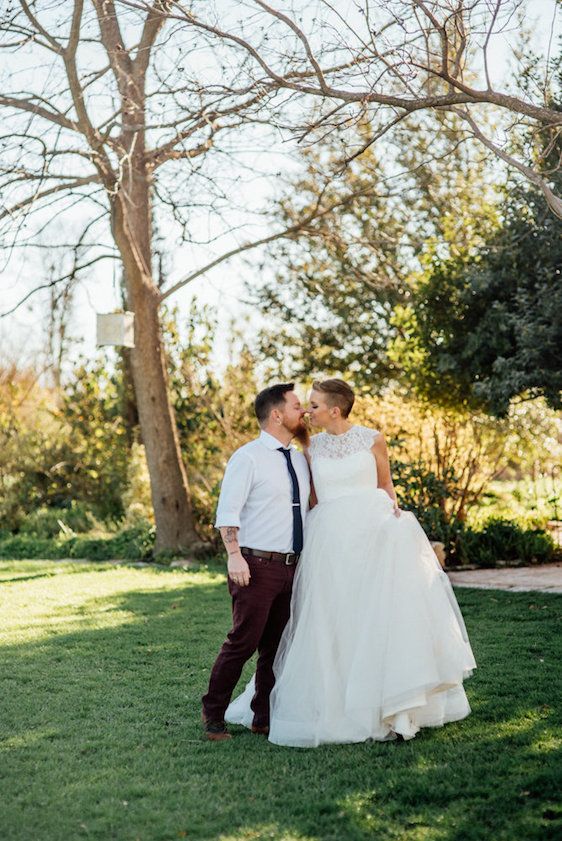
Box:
[284,552,295,565]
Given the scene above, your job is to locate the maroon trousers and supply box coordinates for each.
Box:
[202,553,295,727]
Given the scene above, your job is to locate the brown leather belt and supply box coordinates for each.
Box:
[241,547,300,565]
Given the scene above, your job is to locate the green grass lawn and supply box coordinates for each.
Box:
[1,560,561,841]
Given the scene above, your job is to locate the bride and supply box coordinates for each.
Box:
[226,378,476,747]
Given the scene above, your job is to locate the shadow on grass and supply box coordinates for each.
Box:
[0,572,60,584]
[1,574,561,841]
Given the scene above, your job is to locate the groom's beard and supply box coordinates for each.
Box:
[291,418,310,449]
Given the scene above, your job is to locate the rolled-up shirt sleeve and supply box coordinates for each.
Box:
[215,450,255,529]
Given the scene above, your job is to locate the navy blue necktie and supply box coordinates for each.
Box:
[278,447,304,553]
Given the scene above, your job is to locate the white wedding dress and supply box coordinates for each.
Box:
[226,425,476,747]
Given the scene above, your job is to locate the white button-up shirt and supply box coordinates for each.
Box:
[215,430,311,553]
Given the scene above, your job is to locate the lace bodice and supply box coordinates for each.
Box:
[308,426,381,504]
[309,425,379,459]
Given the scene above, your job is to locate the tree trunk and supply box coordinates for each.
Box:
[118,274,139,446]
[119,347,139,447]
[88,5,201,554]
[130,282,200,553]
[111,192,200,554]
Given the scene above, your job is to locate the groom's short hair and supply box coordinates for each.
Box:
[255,383,295,425]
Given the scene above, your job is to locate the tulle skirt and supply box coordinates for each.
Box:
[226,488,476,747]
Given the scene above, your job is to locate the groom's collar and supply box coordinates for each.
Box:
[259,430,295,451]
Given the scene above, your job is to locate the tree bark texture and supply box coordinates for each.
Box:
[99,1,200,551]
[111,188,200,552]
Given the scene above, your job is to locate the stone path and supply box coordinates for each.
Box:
[447,562,562,594]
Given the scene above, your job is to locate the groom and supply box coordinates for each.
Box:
[201,383,311,741]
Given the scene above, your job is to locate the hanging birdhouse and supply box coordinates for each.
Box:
[96,311,135,348]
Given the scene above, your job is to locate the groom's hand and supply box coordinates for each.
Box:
[228,551,251,587]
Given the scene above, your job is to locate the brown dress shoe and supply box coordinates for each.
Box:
[251,724,270,735]
[202,713,232,741]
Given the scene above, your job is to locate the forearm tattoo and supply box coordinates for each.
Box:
[220,526,240,555]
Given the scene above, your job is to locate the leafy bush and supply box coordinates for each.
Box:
[391,456,557,566]
[416,508,464,556]
[0,522,155,561]
[393,460,453,516]
[0,359,131,531]
[455,518,556,567]
[393,459,462,553]
[19,502,96,538]
[0,535,68,560]
[69,522,155,561]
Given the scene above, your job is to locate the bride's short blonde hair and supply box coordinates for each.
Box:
[312,378,355,418]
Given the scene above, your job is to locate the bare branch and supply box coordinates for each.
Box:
[0,175,102,223]
[254,0,330,94]
[160,181,384,302]
[0,254,117,318]
[157,0,562,128]
[483,1,502,91]
[91,0,134,100]
[134,0,171,78]
[19,0,64,54]
[451,106,562,219]
[68,0,84,55]
[0,96,79,132]
[146,92,267,167]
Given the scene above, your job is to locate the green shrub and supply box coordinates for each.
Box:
[516,528,556,563]
[67,537,111,560]
[393,460,463,557]
[19,502,96,538]
[393,460,453,518]
[0,535,68,559]
[414,507,459,547]
[69,522,155,561]
[455,518,556,567]
[0,521,155,561]
[393,458,559,567]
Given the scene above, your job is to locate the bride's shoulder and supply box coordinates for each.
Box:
[353,424,382,445]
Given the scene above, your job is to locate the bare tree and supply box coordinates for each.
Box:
[1,0,395,551]
[149,0,562,217]
[0,0,277,552]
